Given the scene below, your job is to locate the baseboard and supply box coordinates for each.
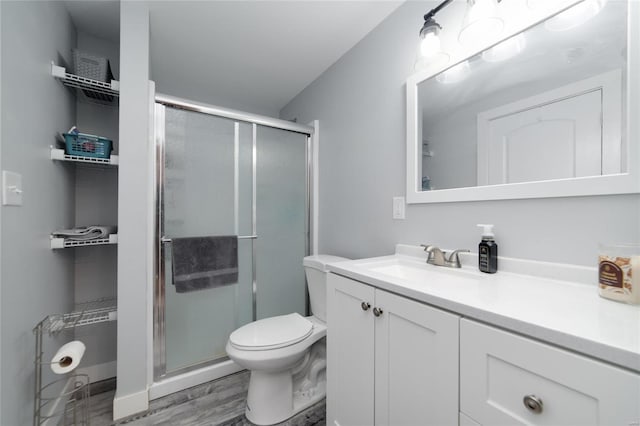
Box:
[75,360,117,383]
[113,388,149,421]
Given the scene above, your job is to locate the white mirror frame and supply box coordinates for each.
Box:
[406,0,640,204]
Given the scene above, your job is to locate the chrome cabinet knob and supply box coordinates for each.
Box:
[373,307,383,317]
[523,395,543,413]
[361,302,371,311]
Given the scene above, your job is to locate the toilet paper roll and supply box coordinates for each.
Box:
[50,341,86,375]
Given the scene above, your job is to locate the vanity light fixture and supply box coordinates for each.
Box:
[415,0,453,71]
[420,18,444,58]
[458,0,504,49]
[541,0,607,32]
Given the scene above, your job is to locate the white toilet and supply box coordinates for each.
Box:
[225,254,349,425]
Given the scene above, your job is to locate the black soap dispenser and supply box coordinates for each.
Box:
[477,224,498,274]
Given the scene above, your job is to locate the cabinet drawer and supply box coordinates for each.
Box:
[460,319,640,426]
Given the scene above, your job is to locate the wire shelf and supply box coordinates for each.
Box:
[50,234,118,249]
[51,148,119,166]
[51,64,119,105]
[40,298,117,336]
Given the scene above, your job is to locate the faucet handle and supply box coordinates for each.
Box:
[421,244,447,266]
[446,249,470,268]
[421,244,432,262]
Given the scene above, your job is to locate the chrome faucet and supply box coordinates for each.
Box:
[421,245,470,268]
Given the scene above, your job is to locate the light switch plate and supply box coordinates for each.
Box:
[392,196,405,219]
[2,171,23,206]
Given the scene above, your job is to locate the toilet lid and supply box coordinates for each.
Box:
[229,313,313,351]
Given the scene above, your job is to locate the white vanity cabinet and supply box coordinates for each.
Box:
[326,246,640,426]
[460,319,640,426]
[326,273,459,426]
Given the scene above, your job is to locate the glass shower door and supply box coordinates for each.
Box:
[160,107,254,373]
[156,103,310,377]
[255,126,308,319]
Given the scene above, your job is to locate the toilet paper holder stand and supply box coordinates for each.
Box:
[32,298,115,426]
[33,318,91,426]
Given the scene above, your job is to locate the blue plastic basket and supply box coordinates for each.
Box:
[63,133,113,159]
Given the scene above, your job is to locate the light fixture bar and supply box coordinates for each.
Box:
[422,0,454,22]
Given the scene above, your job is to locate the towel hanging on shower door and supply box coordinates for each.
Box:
[170,235,238,293]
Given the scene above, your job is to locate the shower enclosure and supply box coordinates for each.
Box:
[153,95,313,380]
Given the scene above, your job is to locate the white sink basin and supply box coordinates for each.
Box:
[370,262,441,281]
[357,257,481,286]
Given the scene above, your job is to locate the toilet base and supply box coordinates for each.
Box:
[246,370,292,425]
[245,370,326,426]
[244,341,327,426]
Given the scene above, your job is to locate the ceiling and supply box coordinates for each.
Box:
[65,1,404,116]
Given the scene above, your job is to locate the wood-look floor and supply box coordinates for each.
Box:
[88,371,326,426]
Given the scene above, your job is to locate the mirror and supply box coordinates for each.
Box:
[406,0,640,203]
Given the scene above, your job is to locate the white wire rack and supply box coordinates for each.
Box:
[50,234,118,250]
[33,298,116,425]
[51,63,119,104]
[41,298,118,336]
[51,148,119,166]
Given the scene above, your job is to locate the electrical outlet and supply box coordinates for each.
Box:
[393,196,405,219]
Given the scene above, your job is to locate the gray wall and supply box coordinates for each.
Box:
[0,2,77,425]
[280,1,640,267]
[151,77,280,119]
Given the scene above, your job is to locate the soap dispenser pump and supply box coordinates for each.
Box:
[477,224,498,274]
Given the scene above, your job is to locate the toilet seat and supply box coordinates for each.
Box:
[229,313,313,351]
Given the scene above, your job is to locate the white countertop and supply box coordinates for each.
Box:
[327,245,640,373]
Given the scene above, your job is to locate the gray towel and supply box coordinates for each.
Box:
[171,236,238,293]
[52,225,117,241]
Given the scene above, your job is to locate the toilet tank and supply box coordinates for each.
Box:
[304,255,350,322]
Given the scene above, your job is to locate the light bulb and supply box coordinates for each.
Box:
[459,0,504,49]
[436,60,470,84]
[544,0,606,32]
[420,32,441,58]
[416,20,450,71]
[482,33,527,62]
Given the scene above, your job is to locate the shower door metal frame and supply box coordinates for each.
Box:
[153,94,314,380]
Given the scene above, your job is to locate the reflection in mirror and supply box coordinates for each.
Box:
[418,1,627,192]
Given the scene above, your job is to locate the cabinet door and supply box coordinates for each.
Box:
[374,289,460,426]
[460,319,640,426]
[327,274,376,426]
